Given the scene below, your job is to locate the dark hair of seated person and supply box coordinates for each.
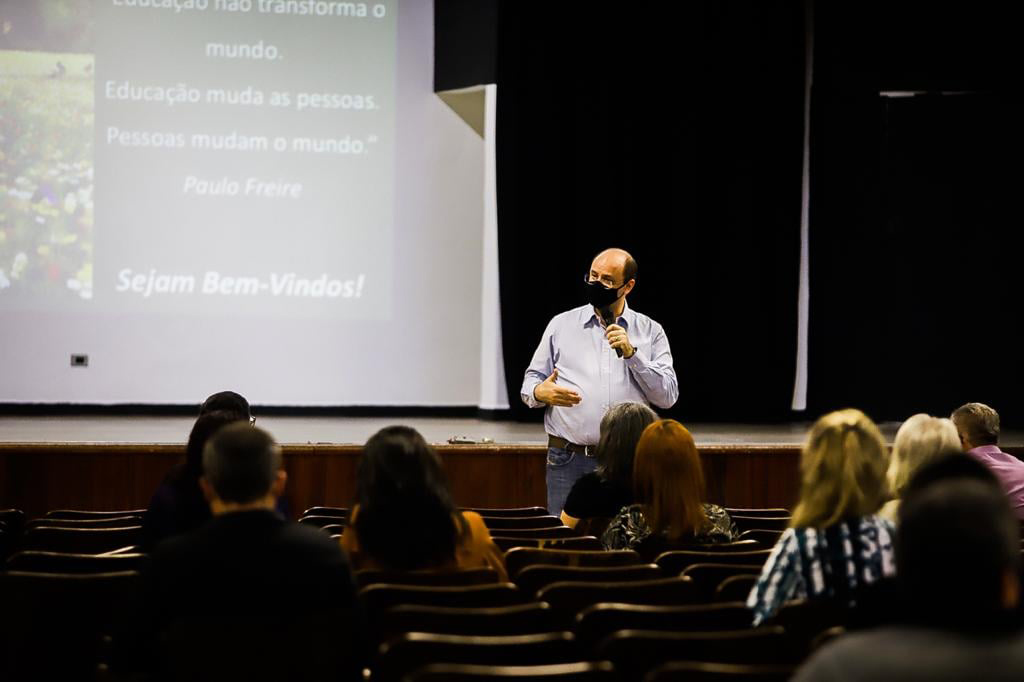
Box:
[896,452,1021,632]
[199,390,251,420]
[595,401,659,491]
[353,426,468,571]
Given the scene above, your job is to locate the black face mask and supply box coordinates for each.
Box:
[584,278,626,309]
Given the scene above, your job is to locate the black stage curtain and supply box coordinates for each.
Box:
[495,2,806,422]
[807,2,1023,424]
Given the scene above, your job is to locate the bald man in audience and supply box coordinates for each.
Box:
[124,424,359,681]
[951,402,1024,519]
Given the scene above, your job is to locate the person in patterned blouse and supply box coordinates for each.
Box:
[747,408,896,626]
[602,419,738,554]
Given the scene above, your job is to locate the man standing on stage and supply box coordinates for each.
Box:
[521,248,679,515]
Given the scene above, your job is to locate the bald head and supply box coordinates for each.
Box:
[591,248,637,287]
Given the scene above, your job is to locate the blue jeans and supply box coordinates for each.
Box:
[546,446,599,516]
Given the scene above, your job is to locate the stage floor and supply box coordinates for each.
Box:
[1,415,1005,446]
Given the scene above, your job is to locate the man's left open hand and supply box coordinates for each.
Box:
[605,324,635,358]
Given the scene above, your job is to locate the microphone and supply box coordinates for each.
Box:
[599,306,623,357]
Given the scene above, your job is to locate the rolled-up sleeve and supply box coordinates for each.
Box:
[521,320,556,408]
[624,323,678,409]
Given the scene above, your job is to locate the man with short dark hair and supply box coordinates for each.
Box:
[127,424,358,681]
[951,402,1024,519]
[521,248,678,514]
[793,455,1024,681]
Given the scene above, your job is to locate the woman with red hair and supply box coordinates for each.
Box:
[601,419,737,553]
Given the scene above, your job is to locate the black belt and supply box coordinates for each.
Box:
[548,435,596,457]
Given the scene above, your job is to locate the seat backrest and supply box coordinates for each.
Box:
[597,628,801,682]
[27,516,143,529]
[538,577,698,616]
[0,509,26,532]
[480,515,565,530]
[489,526,579,539]
[679,564,764,599]
[297,515,347,528]
[45,509,146,520]
[301,506,348,517]
[20,526,143,554]
[0,571,139,680]
[644,660,796,682]
[460,507,550,517]
[376,602,562,642]
[728,516,791,532]
[714,574,760,603]
[359,582,529,614]
[654,550,771,575]
[574,602,755,649]
[738,529,784,548]
[505,548,644,577]
[376,631,581,682]
[515,564,663,597]
[6,550,146,574]
[357,567,500,588]
[493,536,603,552]
[405,661,618,682]
[723,508,791,518]
[319,524,346,536]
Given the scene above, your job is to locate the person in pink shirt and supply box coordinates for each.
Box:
[951,402,1024,519]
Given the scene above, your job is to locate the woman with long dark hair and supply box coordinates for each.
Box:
[340,426,506,578]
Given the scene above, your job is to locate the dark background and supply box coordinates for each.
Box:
[437,0,1022,426]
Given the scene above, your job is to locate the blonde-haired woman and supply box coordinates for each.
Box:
[879,414,962,522]
[747,409,896,625]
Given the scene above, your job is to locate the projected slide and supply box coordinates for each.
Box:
[2,0,395,318]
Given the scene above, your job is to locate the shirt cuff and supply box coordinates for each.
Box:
[521,382,544,408]
[624,347,650,370]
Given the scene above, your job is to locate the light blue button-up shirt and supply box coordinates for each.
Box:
[520,303,679,446]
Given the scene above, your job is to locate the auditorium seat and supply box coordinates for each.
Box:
[0,570,139,680]
[505,548,644,577]
[479,515,565,530]
[404,661,617,682]
[654,550,771,576]
[537,577,699,616]
[729,516,791,533]
[298,514,348,528]
[634,539,761,562]
[20,525,143,554]
[714,575,759,603]
[356,567,501,588]
[319,523,346,536]
[375,632,582,682]
[359,582,529,614]
[493,537,603,552]
[461,507,549,517]
[375,602,564,643]
[574,602,756,650]
[27,515,145,529]
[723,508,791,518]
[6,550,146,573]
[643,661,796,682]
[680,564,764,600]
[573,517,613,539]
[514,564,664,597]
[0,509,26,532]
[595,627,802,682]
[301,505,348,518]
[738,529,784,548]
[44,509,145,520]
[488,526,579,540]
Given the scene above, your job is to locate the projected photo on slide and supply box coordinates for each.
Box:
[0,4,95,302]
[2,0,395,318]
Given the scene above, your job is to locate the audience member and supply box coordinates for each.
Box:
[560,401,658,529]
[952,402,1024,518]
[601,419,738,554]
[340,426,508,580]
[199,389,252,421]
[747,409,895,626]
[139,409,246,550]
[879,413,961,522]
[126,424,358,681]
[793,454,1024,681]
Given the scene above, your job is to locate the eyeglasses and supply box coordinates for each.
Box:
[584,274,622,289]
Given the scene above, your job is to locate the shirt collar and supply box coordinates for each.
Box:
[968,444,1004,456]
[582,301,633,329]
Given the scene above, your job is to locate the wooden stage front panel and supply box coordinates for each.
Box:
[0,443,803,520]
